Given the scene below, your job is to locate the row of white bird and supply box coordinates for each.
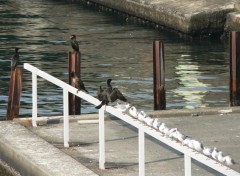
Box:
[114,103,236,166]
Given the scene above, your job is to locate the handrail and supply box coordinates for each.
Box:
[24,63,240,176]
[24,63,99,105]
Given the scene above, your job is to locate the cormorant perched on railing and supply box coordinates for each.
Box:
[71,72,88,93]
[107,79,112,92]
[97,79,112,101]
[70,35,79,52]
[95,79,127,109]
[11,48,20,71]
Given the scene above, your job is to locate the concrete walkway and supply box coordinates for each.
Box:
[1,107,240,175]
[83,0,239,36]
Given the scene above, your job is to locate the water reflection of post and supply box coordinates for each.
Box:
[153,40,166,110]
[229,31,240,106]
[174,55,209,109]
[68,51,81,115]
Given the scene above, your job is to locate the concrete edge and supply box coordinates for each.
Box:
[0,123,52,176]
[147,106,240,118]
[85,0,236,36]
[0,121,98,176]
[225,11,240,31]
[0,158,21,176]
[0,139,49,176]
[14,106,240,125]
[87,0,191,34]
[235,3,240,11]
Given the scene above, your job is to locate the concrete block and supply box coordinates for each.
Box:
[89,0,236,36]
[0,121,97,176]
[225,12,240,31]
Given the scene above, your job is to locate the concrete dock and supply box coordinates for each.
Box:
[1,107,240,175]
[83,0,240,36]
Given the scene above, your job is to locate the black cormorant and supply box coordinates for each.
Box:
[95,79,127,109]
[71,72,88,93]
[107,79,112,92]
[11,48,19,71]
[70,35,79,52]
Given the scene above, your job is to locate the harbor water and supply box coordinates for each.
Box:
[0,0,230,120]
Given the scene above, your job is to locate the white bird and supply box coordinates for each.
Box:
[211,147,219,160]
[192,140,204,152]
[163,126,170,136]
[202,147,213,156]
[223,155,236,166]
[169,129,178,140]
[182,137,191,146]
[187,140,195,149]
[152,118,162,129]
[137,111,147,122]
[114,103,130,113]
[129,106,138,118]
[217,151,225,163]
[144,116,154,126]
[176,131,187,142]
[166,128,177,138]
[159,123,166,133]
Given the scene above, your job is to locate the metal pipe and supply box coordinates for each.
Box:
[32,72,37,127]
[63,89,69,148]
[184,154,191,176]
[99,107,105,169]
[139,129,145,176]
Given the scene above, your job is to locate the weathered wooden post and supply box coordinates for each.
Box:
[68,51,81,115]
[229,31,240,106]
[153,40,166,110]
[6,67,23,120]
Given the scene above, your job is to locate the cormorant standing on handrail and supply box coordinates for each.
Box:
[11,48,19,71]
[71,72,88,93]
[97,79,112,102]
[107,78,112,92]
[95,79,127,109]
[70,35,79,52]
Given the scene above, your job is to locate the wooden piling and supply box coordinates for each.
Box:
[6,67,23,120]
[68,51,81,115]
[153,40,166,110]
[229,31,240,106]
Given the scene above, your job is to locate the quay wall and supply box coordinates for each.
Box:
[77,0,239,36]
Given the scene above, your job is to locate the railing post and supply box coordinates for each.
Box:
[184,154,191,176]
[63,89,69,147]
[153,40,166,110]
[99,107,105,169]
[229,31,240,106]
[139,129,145,176]
[6,67,23,120]
[68,51,81,115]
[32,72,37,127]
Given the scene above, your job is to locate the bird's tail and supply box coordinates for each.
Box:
[95,100,107,109]
[115,88,127,102]
[77,89,89,94]
[83,89,89,93]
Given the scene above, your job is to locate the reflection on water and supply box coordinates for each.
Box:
[0,0,229,119]
[174,55,210,109]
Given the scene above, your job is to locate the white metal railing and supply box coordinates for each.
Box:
[24,63,240,176]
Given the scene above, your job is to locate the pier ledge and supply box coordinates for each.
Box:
[83,0,239,36]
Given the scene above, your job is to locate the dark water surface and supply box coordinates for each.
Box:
[0,0,230,119]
